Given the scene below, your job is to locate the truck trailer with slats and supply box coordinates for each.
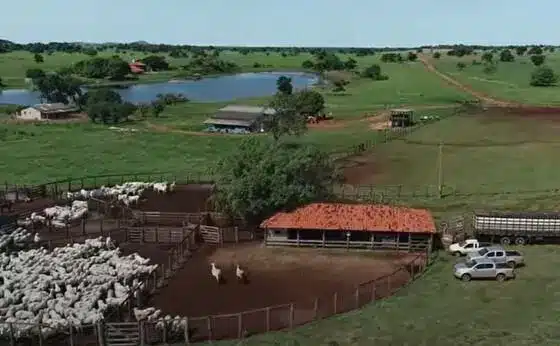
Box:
[473,211,560,245]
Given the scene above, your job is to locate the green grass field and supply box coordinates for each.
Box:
[212,247,560,346]
[433,51,560,105]
[0,51,471,184]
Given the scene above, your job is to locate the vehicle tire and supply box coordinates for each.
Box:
[507,261,516,268]
[514,237,526,245]
[461,274,471,282]
[500,237,511,246]
[496,273,506,282]
[453,251,461,257]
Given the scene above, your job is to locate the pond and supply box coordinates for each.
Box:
[0,72,318,105]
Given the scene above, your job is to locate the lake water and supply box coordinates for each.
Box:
[0,72,318,105]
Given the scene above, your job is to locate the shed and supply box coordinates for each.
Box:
[260,202,436,252]
[204,105,275,134]
[390,108,414,127]
[18,103,79,121]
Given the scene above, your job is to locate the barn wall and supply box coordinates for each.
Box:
[18,108,42,120]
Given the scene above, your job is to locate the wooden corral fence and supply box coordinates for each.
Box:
[138,251,437,344]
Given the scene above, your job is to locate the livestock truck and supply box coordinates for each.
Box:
[473,211,560,246]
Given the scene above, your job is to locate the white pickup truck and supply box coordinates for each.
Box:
[448,239,492,256]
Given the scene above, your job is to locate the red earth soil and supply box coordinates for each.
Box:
[147,243,421,341]
[138,184,214,213]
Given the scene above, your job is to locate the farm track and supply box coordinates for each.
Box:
[417,54,520,107]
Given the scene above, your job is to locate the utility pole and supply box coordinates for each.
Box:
[437,142,444,198]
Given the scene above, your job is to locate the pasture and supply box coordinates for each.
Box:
[433,51,560,105]
[342,106,560,211]
[211,246,560,346]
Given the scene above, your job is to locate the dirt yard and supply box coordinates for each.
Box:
[138,184,214,213]
[150,242,415,316]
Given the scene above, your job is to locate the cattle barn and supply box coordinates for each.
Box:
[260,203,436,252]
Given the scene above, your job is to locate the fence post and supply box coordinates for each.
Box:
[237,313,243,338]
[207,316,212,341]
[333,292,338,314]
[81,218,86,235]
[37,322,43,346]
[265,307,271,332]
[289,303,294,329]
[184,317,190,345]
[139,321,145,346]
[355,287,360,308]
[69,325,74,346]
[313,298,319,319]
[96,321,104,346]
[9,323,14,346]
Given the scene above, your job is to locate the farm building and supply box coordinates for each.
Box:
[390,108,414,128]
[261,203,436,252]
[203,105,275,134]
[17,103,79,121]
[129,60,146,74]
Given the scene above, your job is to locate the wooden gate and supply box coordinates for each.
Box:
[105,322,140,346]
[199,225,222,244]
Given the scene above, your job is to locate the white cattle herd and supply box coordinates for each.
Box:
[0,180,193,339]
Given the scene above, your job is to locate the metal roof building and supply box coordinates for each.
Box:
[204,105,275,133]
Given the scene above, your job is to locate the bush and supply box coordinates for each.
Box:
[362,64,389,80]
[530,66,558,87]
[530,54,545,66]
[499,49,515,62]
[456,62,466,70]
[433,52,441,59]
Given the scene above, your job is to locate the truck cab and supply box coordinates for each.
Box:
[448,239,489,256]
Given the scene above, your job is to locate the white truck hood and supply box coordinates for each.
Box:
[449,243,461,252]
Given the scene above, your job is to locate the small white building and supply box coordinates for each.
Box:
[18,103,79,121]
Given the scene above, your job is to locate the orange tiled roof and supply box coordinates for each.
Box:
[260,203,436,234]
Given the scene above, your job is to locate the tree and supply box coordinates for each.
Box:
[293,90,325,116]
[150,100,165,117]
[343,57,357,70]
[25,68,45,80]
[499,49,515,62]
[530,54,546,66]
[84,48,98,56]
[86,101,136,124]
[483,63,497,75]
[106,58,131,80]
[34,74,82,105]
[407,52,418,61]
[515,46,527,56]
[265,93,307,141]
[142,55,169,71]
[530,66,557,87]
[301,60,314,69]
[481,52,493,63]
[456,62,466,70]
[332,79,348,93]
[33,53,44,63]
[83,88,122,105]
[276,76,293,95]
[0,77,4,88]
[212,138,340,225]
[528,46,543,55]
[361,64,388,80]
[433,52,441,59]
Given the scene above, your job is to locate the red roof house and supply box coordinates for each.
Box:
[129,61,146,74]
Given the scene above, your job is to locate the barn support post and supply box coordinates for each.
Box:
[428,234,434,253]
[81,218,86,235]
[333,292,338,314]
[264,228,268,246]
[96,321,104,346]
[355,287,360,308]
[100,219,104,236]
[322,231,326,248]
[370,233,375,249]
[396,234,400,252]
[408,233,412,252]
[296,230,300,247]
[68,325,74,346]
[234,226,239,243]
[139,321,145,346]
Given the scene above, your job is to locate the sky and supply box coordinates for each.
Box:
[2,0,559,47]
